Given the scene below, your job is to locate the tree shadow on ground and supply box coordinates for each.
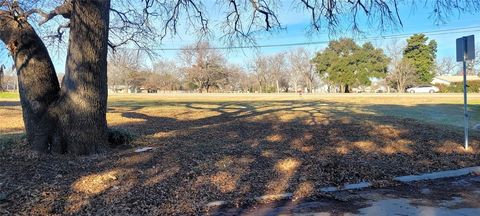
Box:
[1,100,480,215]
[0,101,20,106]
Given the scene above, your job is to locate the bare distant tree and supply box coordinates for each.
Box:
[304,64,317,93]
[108,50,142,93]
[268,53,288,93]
[180,42,228,93]
[436,57,457,75]
[466,44,480,75]
[218,64,249,92]
[387,59,417,93]
[385,40,416,92]
[147,60,182,92]
[288,50,304,92]
[385,40,405,73]
[250,55,270,93]
[0,66,17,91]
[288,48,315,93]
[239,72,258,93]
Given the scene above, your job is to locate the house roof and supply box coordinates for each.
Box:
[434,75,480,83]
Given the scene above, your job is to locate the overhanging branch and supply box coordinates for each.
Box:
[26,0,72,25]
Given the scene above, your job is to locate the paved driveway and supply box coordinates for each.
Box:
[211,175,480,216]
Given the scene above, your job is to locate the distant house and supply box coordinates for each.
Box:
[351,78,391,93]
[431,75,480,86]
[108,85,128,93]
[146,88,158,93]
[109,85,140,93]
[108,85,159,93]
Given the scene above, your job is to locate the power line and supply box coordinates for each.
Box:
[128,25,480,51]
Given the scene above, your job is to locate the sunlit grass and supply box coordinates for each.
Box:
[0,92,19,99]
[1,93,480,135]
[107,93,480,129]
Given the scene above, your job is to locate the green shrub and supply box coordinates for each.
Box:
[435,84,449,93]
[435,80,480,93]
[0,133,26,151]
[107,128,135,148]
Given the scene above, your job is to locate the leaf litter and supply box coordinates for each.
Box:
[1,101,480,215]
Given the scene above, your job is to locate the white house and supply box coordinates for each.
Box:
[431,75,480,86]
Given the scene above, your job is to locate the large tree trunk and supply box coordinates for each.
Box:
[56,0,110,154]
[0,13,61,152]
[0,1,111,155]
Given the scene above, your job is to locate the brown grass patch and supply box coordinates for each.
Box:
[209,171,238,193]
[72,170,120,195]
[276,158,301,173]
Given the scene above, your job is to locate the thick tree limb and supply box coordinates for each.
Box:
[26,0,72,25]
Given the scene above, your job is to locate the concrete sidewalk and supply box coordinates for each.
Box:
[211,175,480,216]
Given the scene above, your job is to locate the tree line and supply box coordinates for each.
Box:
[107,42,319,93]
[3,34,477,95]
[106,34,478,94]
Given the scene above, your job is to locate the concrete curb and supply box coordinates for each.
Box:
[394,166,480,183]
[320,182,372,192]
[205,165,480,208]
[254,193,293,202]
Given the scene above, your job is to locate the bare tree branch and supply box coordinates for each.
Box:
[249,0,281,31]
[26,0,72,25]
[44,21,70,42]
[3,0,480,53]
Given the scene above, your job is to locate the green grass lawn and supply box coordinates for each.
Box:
[0,92,19,99]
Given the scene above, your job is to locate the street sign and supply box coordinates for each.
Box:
[456,35,475,62]
[456,35,475,150]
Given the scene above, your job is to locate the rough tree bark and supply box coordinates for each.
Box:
[55,0,110,154]
[0,12,60,152]
[0,65,4,91]
[0,0,111,155]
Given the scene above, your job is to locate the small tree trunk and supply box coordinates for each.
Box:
[398,83,404,93]
[276,80,279,93]
[0,67,4,91]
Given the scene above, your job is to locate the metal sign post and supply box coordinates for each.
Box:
[456,35,475,150]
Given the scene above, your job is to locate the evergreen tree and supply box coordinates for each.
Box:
[403,34,437,83]
[313,38,390,93]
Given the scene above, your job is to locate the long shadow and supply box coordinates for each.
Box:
[1,99,480,215]
[0,101,20,106]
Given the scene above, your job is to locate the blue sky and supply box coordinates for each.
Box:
[3,1,480,74]
[133,1,480,71]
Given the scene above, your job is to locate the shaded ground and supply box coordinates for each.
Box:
[218,175,480,216]
[1,94,480,215]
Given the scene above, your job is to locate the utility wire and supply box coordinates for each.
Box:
[127,25,480,51]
